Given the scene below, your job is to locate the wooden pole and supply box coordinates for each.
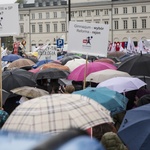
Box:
[0,37,2,108]
[83,54,88,89]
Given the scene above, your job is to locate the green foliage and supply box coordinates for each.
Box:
[15,0,24,4]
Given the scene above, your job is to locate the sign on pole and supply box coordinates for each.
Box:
[57,39,64,48]
[38,46,57,61]
[68,21,109,57]
[0,3,19,36]
[0,3,19,108]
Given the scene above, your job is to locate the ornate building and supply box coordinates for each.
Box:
[15,0,150,51]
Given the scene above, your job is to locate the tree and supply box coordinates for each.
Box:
[15,0,24,4]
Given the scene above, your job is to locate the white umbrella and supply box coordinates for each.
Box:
[97,77,146,93]
[2,94,112,134]
[86,69,131,83]
[10,86,49,98]
[64,58,87,72]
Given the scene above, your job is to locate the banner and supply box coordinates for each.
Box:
[38,45,57,61]
[68,21,109,57]
[0,3,19,36]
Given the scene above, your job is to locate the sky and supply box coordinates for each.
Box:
[0,0,16,4]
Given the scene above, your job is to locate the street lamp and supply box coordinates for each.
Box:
[68,0,71,21]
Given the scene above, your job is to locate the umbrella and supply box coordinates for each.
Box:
[86,69,131,83]
[1,89,10,105]
[11,86,49,98]
[35,68,69,80]
[2,54,22,62]
[29,67,41,73]
[107,51,126,58]
[2,68,36,92]
[32,59,53,69]
[94,58,115,65]
[97,77,146,93]
[65,59,87,72]
[118,54,150,76]
[73,87,128,115]
[7,58,35,69]
[60,55,82,65]
[118,103,150,150]
[68,62,117,81]
[2,94,113,134]
[40,63,70,72]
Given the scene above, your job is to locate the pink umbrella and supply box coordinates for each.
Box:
[67,62,117,81]
[28,67,41,73]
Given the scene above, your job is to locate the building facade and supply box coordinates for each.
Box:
[15,0,150,51]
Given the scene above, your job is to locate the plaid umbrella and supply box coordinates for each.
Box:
[2,94,112,134]
[11,86,49,98]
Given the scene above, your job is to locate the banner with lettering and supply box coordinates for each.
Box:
[68,21,109,57]
[0,3,19,36]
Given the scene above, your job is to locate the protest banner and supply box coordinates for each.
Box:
[68,21,109,57]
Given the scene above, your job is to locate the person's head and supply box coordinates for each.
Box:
[134,88,150,106]
[92,123,117,141]
[137,94,150,107]
[64,85,75,94]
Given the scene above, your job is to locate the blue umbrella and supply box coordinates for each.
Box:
[32,59,53,69]
[118,103,150,150]
[2,54,22,62]
[73,87,128,115]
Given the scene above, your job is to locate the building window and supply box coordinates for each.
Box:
[132,7,137,13]
[114,8,118,14]
[46,12,50,19]
[114,20,119,29]
[132,20,137,29]
[104,21,108,24]
[61,11,65,18]
[20,25,24,33]
[95,10,100,16]
[54,24,57,32]
[123,7,127,14]
[53,12,57,18]
[46,24,50,32]
[20,14,24,20]
[142,19,146,28]
[39,24,43,33]
[39,13,42,19]
[79,11,83,17]
[104,9,108,15]
[71,11,74,17]
[142,6,146,12]
[61,23,65,32]
[31,13,35,20]
[87,10,91,16]
[123,20,128,29]
[32,25,35,33]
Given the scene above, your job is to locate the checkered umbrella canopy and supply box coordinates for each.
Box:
[2,94,112,134]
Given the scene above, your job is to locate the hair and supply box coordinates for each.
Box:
[64,85,75,94]
[137,94,150,107]
[92,123,117,141]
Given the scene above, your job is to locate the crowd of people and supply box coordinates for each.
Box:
[1,46,150,150]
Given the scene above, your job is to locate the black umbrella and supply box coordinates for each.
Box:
[118,54,150,76]
[2,68,36,92]
[35,68,69,80]
[60,55,82,65]
[2,89,10,105]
